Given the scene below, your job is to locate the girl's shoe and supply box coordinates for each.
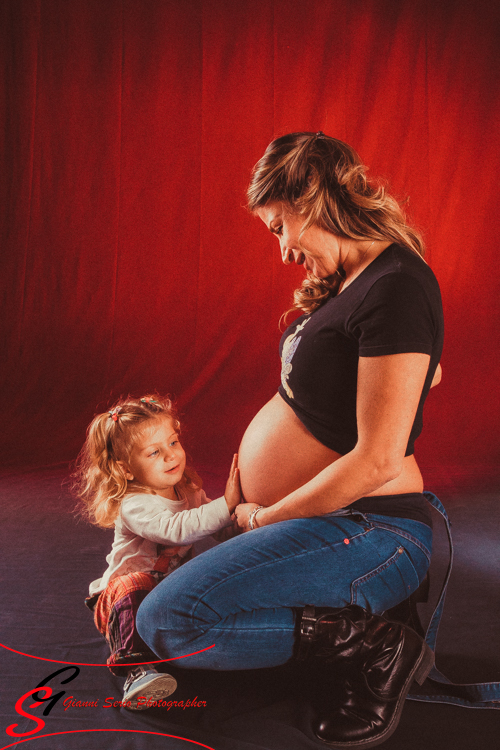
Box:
[122,665,177,710]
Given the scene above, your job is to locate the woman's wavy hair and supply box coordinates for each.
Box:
[247,132,425,315]
[72,394,201,529]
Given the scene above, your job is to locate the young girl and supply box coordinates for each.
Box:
[73,394,241,710]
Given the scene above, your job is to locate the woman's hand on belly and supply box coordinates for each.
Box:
[234,502,261,533]
[238,353,428,527]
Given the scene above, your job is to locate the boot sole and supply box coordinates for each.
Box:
[315,639,434,748]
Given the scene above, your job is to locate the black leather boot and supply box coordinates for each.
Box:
[298,604,434,748]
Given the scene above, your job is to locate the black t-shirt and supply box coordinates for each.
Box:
[279,244,444,458]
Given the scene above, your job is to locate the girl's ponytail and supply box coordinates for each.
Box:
[73,411,129,528]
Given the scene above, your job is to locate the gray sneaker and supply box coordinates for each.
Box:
[123,665,177,710]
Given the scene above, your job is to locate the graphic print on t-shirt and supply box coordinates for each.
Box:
[281,317,310,398]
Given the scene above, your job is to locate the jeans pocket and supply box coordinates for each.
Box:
[350,545,420,612]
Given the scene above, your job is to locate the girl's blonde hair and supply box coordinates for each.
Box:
[72,395,200,529]
[247,131,425,316]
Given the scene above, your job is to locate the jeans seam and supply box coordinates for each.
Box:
[366,521,432,562]
[190,526,372,625]
[350,546,418,605]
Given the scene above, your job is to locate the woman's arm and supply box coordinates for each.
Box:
[431,362,442,387]
[235,351,430,528]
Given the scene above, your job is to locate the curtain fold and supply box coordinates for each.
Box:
[1,0,499,484]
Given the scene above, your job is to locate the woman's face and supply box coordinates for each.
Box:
[256,202,341,278]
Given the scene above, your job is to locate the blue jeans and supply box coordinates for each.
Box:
[136,511,432,670]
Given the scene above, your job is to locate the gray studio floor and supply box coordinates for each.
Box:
[0,466,498,750]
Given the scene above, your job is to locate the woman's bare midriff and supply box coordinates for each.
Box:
[238,393,424,508]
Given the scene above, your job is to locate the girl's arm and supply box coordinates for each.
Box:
[122,455,242,545]
[235,351,429,529]
[122,493,232,545]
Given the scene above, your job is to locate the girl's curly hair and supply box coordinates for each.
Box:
[72,394,200,529]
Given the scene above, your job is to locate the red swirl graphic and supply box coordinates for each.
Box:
[0,642,214,666]
[0,729,215,750]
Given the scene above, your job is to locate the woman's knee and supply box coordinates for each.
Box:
[135,587,159,647]
[136,589,187,658]
[135,562,221,658]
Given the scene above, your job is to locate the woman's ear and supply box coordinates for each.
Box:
[117,460,134,481]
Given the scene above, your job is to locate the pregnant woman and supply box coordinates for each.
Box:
[137,132,444,748]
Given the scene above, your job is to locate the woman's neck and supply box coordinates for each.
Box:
[339,240,392,292]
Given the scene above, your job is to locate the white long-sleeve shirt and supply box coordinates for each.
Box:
[89,485,231,597]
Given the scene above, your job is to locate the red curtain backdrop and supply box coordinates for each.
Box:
[1,0,499,488]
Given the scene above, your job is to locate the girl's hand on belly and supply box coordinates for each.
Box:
[224,453,243,513]
[234,503,261,533]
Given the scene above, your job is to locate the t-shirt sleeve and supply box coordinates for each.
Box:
[348,272,436,357]
[120,493,231,545]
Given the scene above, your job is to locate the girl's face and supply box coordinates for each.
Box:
[122,417,186,500]
[256,202,342,278]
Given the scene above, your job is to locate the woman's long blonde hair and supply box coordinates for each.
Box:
[247,132,425,315]
[72,395,200,528]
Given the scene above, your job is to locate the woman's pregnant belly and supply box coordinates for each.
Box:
[238,393,424,507]
[238,393,341,506]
